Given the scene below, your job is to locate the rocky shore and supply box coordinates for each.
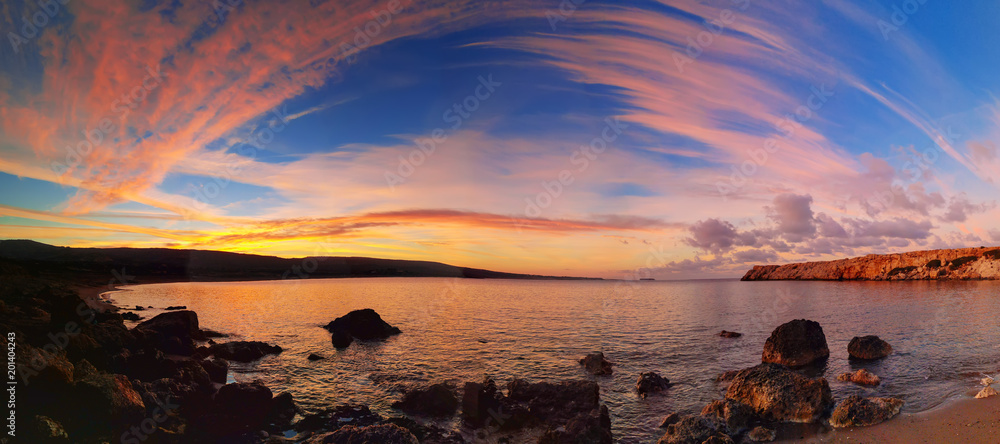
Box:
[742,246,1000,280]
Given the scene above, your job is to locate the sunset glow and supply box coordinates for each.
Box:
[2,0,1000,278]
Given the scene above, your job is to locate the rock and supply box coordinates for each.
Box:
[213,380,274,434]
[741,246,1000,280]
[323,308,401,348]
[383,416,467,444]
[579,352,614,376]
[134,310,203,355]
[307,424,419,444]
[29,415,69,441]
[829,395,903,428]
[982,376,995,386]
[307,353,326,361]
[747,426,776,442]
[202,328,227,338]
[716,370,740,383]
[702,436,735,444]
[719,330,742,338]
[200,357,229,383]
[976,386,998,399]
[461,378,504,428]
[122,312,142,321]
[295,404,383,432]
[267,392,299,428]
[392,383,459,417]
[165,305,187,310]
[208,341,283,362]
[700,399,756,435]
[837,369,881,386]
[658,412,681,428]
[506,379,601,425]
[656,415,725,444]
[134,305,146,311]
[538,405,612,444]
[761,319,829,367]
[71,372,147,436]
[725,363,833,423]
[848,336,893,360]
[636,372,671,398]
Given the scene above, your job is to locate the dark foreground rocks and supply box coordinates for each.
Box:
[829,395,903,427]
[324,308,402,348]
[726,363,833,423]
[761,319,829,367]
[207,340,283,362]
[848,335,893,360]
[392,383,459,417]
[579,352,614,375]
[636,372,671,398]
[305,423,419,443]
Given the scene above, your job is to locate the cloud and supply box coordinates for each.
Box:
[684,218,754,253]
[767,194,815,241]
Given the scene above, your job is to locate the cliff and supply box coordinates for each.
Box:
[742,246,1000,281]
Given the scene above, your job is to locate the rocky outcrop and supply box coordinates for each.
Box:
[306,424,420,443]
[391,383,459,417]
[829,396,903,428]
[837,369,881,386]
[538,405,612,444]
[134,310,204,355]
[635,372,671,398]
[976,386,998,399]
[761,319,829,367]
[656,415,729,444]
[579,352,614,375]
[725,363,833,423]
[461,378,505,428]
[207,340,283,362]
[742,246,1000,280]
[324,308,402,348]
[848,336,893,360]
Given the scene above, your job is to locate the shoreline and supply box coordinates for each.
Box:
[785,396,1000,443]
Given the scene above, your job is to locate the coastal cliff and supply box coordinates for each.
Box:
[742,246,1000,281]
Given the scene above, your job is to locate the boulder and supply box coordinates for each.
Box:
[976,386,998,399]
[848,336,893,360]
[656,415,726,444]
[829,395,903,428]
[761,319,829,367]
[461,378,504,428]
[267,392,299,428]
[134,310,203,355]
[391,383,459,417]
[636,372,671,398]
[306,424,419,444]
[200,357,229,383]
[658,412,681,428]
[307,353,326,361]
[837,369,880,386]
[719,330,742,338]
[295,404,383,432]
[700,399,756,435]
[213,380,274,434]
[579,352,614,376]
[208,341,283,362]
[725,363,833,423]
[28,415,69,441]
[747,426,776,442]
[506,379,601,424]
[70,372,147,437]
[383,416,467,444]
[165,305,187,310]
[538,405,612,444]
[324,309,401,348]
[122,312,142,321]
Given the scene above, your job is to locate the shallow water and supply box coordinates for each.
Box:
[108,278,1000,442]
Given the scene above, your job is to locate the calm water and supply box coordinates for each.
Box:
[107,278,1000,442]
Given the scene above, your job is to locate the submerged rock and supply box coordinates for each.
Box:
[307,353,326,361]
[121,311,142,321]
[391,383,459,417]
[636,372,671,398]
[208,341,283,362]
[837,369,881,386]
[725,363,833,423]
[761,319,829,367]
[306,424,419,444]
[829,395,903,427]
[579,352,614,376]
[656,415,727,444]
[719,330,742,338]
[538,404,612,444]
[165,305,187,310]
[848,336,893,360]
[324,308,402,349]
[747,426,776,442]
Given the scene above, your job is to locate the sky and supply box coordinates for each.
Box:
[1,0,999,279]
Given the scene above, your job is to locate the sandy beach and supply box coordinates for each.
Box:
[788,396,1000,443]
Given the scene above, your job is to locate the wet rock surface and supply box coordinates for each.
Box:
[579,352,614,375]
[761,319,830,368]
[324,308,402,349]
[829,395,904,428]
[848,335,893,360]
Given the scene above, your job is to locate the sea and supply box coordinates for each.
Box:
[106,278,1000,442]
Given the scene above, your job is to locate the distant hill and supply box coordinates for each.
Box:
[742,246,1000,281]
[0,239,598,284]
